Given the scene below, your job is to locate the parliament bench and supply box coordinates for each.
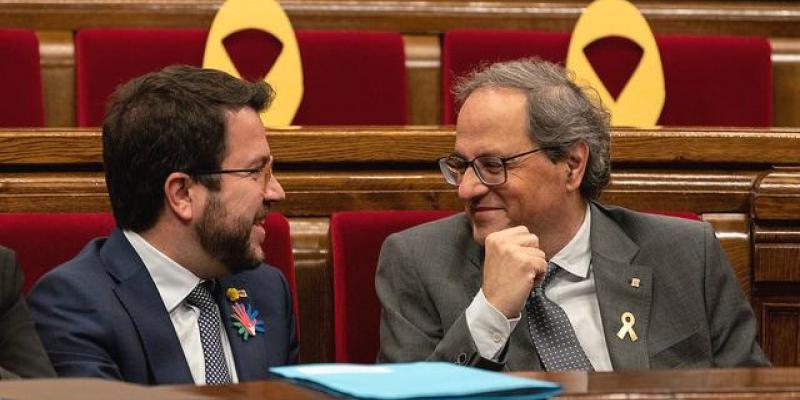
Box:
[0,0,800,127]
[0,126,799,366]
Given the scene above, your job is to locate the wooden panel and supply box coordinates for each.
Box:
[755,244,800,283]
[772,38,800,128]
[289,218,333,363]
[755,168,800,220]
[1,1,800,37]
[403,34,441,126]
[760,303,800,366]
[602,170,756,213]
[704,213,751,298]
[5,127,800,164]
[36,30,75,128]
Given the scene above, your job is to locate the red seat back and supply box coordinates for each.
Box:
[76,28,407,126]
[0,213,116,292]
[0,212,297,310]
[443,30,772,127]
[329,210,456,363]
[263,213,298,322]
[0,28,45,127]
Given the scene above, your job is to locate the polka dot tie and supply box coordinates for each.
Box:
[526,263,594,371]
[186,282,233,385]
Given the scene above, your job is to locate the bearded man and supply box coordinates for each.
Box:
[28,65,298,385]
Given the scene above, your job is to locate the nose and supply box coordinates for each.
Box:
[457,166,489,202]
[264,174,286,202]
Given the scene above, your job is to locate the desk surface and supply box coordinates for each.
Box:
[1,368,799,399]
[160,368,800,399]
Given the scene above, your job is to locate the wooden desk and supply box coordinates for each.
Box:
[0,369,798,399]
[166,368,800,399]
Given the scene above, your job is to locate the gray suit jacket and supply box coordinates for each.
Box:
[0,246,56,379]
[376,203,769,370]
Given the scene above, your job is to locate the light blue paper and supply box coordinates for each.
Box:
[270,362,561,399]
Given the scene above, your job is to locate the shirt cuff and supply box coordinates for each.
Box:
[465,289,521,361]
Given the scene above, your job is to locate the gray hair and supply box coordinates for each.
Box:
[453,57,611,200]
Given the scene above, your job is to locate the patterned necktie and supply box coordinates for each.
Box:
[186,281,233,385]
[526,263,594,371]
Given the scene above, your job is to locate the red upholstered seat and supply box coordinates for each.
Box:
[76,28,407,126]
[0,29,45,127]
[263,212,299,322]
[443,30,772,127]
[0,213,116,293]
[330,210,456,363]
[0,212,297,310]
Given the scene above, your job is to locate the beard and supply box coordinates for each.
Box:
[195,193,265,273]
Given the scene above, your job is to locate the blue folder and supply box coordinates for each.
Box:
[270,362,562,399]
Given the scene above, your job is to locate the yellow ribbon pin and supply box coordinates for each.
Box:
[616,312,638,342]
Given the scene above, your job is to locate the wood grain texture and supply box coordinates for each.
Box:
[760,303,800,366]
[4,127,800,164]
[1,1,800,35]
[755,244,800,282]
[704,213,751,298]
[754,168,800,220]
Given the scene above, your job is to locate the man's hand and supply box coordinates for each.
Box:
[482,226,548,318]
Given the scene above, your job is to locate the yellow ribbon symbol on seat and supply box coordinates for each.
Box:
[616,312,638,342]
[203,0,303,127]
[566,0,664,127]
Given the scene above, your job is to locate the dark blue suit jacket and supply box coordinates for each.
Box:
[27,229,299,384]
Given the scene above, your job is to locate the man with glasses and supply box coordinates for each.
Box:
[376,58,768,370]
[28,66,298,384]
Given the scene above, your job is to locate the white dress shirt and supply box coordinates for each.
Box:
[124,231,240,384]
[466,204,613,371]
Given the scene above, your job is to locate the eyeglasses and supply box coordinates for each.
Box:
[191,155,274,189]
[438,148,553,187]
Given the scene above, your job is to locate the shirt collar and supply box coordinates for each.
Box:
[549,203,592,279]
[123,230,202,312]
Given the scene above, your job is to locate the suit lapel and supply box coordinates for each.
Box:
[102,230,193,384]
[217,275,270,382]
[590,204,652,370]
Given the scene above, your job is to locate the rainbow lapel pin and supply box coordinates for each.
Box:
[230,302,264,341]
[227,287,262,341]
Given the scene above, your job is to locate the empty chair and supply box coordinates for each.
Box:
[443,29,772,127]
[76,28,407,126]
[329,210,455,363]
[0,29,45,127]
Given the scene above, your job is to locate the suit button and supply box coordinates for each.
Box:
[455,353,467,365]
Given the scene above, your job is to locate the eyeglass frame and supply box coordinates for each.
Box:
[188,155,274,189]
[437,147,557,187]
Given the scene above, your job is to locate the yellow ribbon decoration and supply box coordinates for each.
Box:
[566,0,665,127]
[616,312,638,342]
[203,0,304,127]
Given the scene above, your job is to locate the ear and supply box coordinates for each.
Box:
[565,140,589,192]
[164,172,196,222]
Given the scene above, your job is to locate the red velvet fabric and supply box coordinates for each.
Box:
[76,28,407,126]
[263,212,299,323]
[0,29,45,127]
[442,30,772,127]
[329,210,456,363]
[0,213,116,293]
[0,212,297,310]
